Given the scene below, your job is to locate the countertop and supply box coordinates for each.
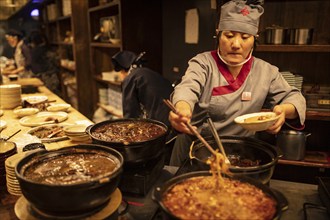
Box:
[0,81,93,152]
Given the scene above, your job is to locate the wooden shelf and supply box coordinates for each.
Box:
[58,41,73,46]
[94,75,122,86]
[278,151,329,168]
[256,45,330,53]
[56,15,71,21]
[306,110,330,121]
[88,0,119,12]
[98,103,123,118]
[90,42,121,48]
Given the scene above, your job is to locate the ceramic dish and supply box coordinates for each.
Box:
[234,112,280,132]
[0,120,7,131]
[63,124,89,134]
[27,124,68,143]
[19,112,68,127]
[22,95,48,104]
[47,103,71,112]
[13,108,39,118]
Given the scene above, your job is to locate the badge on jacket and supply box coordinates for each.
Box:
[241,92,251,101]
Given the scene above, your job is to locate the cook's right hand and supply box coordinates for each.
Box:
[168,101,195,135]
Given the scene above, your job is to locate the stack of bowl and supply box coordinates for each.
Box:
[0,141,17,189]
[63,124,91,142]
[0,84,22,109]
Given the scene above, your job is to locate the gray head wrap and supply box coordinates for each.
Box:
[218,0,264,36]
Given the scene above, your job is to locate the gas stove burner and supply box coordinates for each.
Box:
[119,154,165,195]
[14,188,122,220]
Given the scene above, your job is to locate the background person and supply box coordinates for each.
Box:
[112,50,176,163]
[25,30,61,96]
[168,0,306,166]
[111,50,174,129]
[2,29,31,78]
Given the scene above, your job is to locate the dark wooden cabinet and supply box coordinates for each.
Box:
[87,0,162,117]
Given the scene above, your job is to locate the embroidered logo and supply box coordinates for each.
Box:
[240,7,250,16]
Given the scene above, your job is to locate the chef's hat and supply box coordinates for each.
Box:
[218,0,264,36]
[111,50,137,72]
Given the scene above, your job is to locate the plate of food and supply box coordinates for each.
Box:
[234,112,280,131]
[22,95,48,105]
[19,112,68,127]
[13,108,39,118]
[27,124,68,143]
[47,103,71,112]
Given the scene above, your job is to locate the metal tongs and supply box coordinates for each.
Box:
[206,115,230,165]
[163,99,217,156]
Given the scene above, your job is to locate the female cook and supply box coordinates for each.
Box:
[169,0,306,166]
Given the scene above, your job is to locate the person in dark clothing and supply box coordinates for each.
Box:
[25,30,61,96]
[111,50,174,129]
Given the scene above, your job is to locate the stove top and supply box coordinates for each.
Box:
[119,154,165,195]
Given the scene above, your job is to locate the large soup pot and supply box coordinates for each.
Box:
[191,136,281,184]
[15,144,123,214]
[86,118,168,164]
[153,171,286,220]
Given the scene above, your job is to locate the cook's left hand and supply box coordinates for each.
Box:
[266,105,285,134]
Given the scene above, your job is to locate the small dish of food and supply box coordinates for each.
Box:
[19,112,68,127]
[27,124,68,143]
[234,112,280,131]
[13,108,39,118]
[47,103,71,112]
[22,95,48,105]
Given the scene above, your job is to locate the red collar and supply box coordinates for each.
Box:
[210,50,253,96]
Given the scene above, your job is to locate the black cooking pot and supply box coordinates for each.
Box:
[191,136,281,184]
[15,144,123,215]
[153,171,285,220]
[86,118,168,164]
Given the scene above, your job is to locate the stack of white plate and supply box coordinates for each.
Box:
[0,141,17,189]
[280,72,296,87]
[0,84,22,109]
[5,152,28,196]
[295,74,304,91]
[63,124,91,142]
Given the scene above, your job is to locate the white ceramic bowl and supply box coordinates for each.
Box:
[13,108,39,118]
[47,104,71,112]
[234,112,280,132]
[63,124,88,134]
[68,134,90,142]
